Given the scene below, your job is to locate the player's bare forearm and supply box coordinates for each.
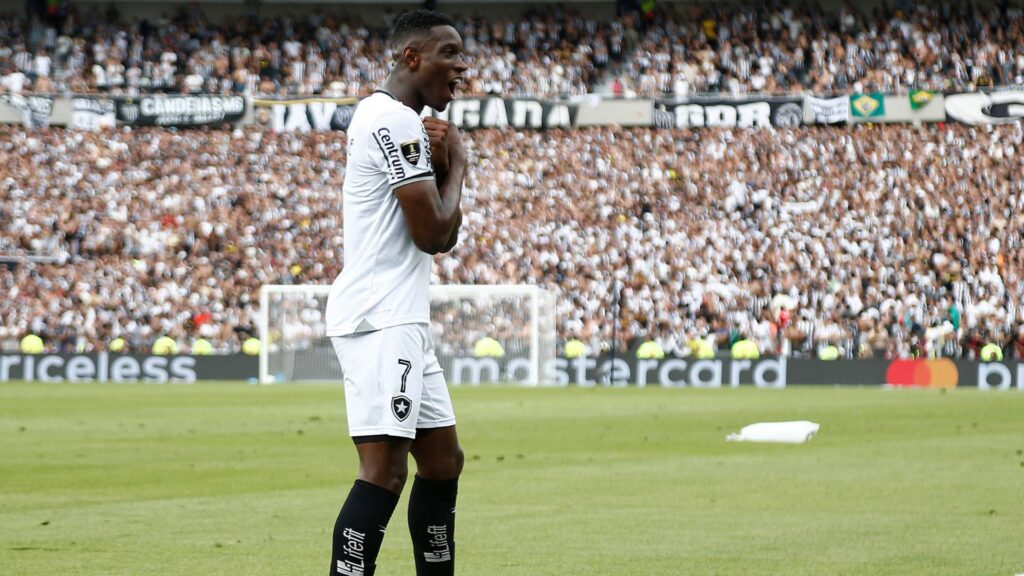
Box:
[437,158,465,233]
[424,117,462,238]
[440,209,461,253]
[394,159,464,255]
[395,121,465,255]
[435,134,464,253]
[438,121,466,235]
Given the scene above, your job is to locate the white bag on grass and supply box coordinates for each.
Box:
[726,421,820,444]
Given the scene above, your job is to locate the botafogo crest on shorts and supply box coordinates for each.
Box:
[332,324,455,439]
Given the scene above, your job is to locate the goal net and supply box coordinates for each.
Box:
[259,284,558,385]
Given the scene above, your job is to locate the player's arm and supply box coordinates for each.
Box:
[393,122,466,255]
[439,209,461,253]
[422,117,461,254]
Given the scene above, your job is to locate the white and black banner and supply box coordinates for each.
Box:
[11,92,1024,131]
[0,353,257,383]
[441,355,1024,389]
[70,97,116,131]
[0,94,53,128]
[253,96,578,131]
[945,91,1024,125]
[5,351,1020,388]
[116,95,246,127]
[652,97,804,129]
[447,355,790,388]
[252,97,357,132]
[804,96,850,124]
[427,97,580,130]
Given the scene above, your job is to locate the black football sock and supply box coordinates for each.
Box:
[331,480,400,576]
[407,475,459,575]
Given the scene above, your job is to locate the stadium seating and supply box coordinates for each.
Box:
[1,123,1021,358]
[1,4,1022,97]
[2,4,1023,357]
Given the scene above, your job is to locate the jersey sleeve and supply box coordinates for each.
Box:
[369,108,435,191]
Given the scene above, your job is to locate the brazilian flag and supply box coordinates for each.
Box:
[909,89,935,110]
[850,93,885,117]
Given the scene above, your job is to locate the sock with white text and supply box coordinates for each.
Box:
[330,480,400,576]
[407,475,458,575]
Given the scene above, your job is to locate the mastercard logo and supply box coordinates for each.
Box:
[885,359,959,388]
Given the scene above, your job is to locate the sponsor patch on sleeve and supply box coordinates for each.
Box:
[400,140,422,165]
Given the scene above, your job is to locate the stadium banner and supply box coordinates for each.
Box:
[967,360,1024,390]
[651,96,804,129]
[0,353,257,383]
[0,96,21,124]
[870,92,946,123]
[426,97,580,130]
[450,355,791,387]
[115,95,246,127]
[444,354,1024,388]
[803,96,849,124]
[884,358,1024,390]
[69,97,117,131]
[945,91,1024,125]
[574,97,654,127]
[3,351,1019,388]
[0,94,54,127]
[251,96,358,132]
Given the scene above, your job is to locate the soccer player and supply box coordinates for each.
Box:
[324,9,468,576]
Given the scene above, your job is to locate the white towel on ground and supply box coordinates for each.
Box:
[726,421,821,444]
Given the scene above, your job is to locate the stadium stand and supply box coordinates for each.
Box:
[0,3,1022,98]
[1,4,1023,359]
[1,123,1022,358]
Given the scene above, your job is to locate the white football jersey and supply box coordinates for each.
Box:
[326,91,436,336]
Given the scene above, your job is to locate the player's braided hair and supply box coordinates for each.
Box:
[390,9,457,51]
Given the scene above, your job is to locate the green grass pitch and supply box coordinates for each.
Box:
[2,382,1023,576]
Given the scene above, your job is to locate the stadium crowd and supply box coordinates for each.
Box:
[1,2,1023,99]
[1,122,1023,360]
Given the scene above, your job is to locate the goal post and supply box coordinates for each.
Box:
[259,284,558,385]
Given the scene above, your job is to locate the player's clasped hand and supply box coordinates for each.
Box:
[423,116,450,174]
